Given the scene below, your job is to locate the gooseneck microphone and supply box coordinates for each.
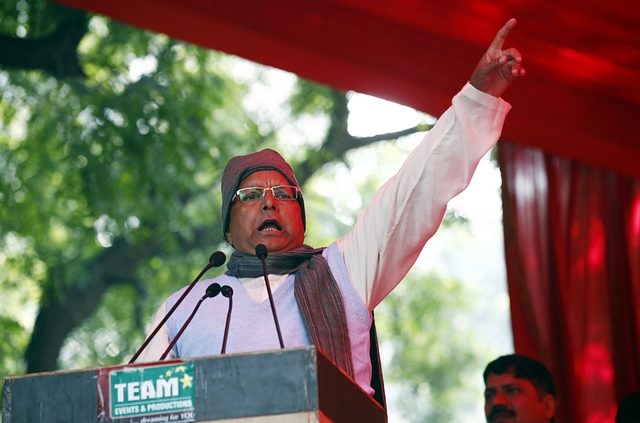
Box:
[220,285,234,354]
[255,244,285,349]
[129,251,227,363]
[160,283,221,360]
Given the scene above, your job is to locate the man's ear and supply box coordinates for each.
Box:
[226,231,234,247]
[542,394,555,419]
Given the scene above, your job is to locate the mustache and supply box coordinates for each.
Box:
[488,406,516,421]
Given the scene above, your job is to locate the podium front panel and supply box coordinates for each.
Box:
[193,348,318,420]
[2,368,97,422]
[2,347,385,423]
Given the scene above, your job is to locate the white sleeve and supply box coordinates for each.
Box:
[133,302,175,363]
[337,83,512,310]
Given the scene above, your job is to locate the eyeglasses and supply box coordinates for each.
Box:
[233,185,300,203]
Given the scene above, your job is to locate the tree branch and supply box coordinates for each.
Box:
[294,89,431,185]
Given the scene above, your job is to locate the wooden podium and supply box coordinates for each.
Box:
[2,346,386,423]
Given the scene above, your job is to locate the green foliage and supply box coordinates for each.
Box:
[0,0,61,36]
[0,237,39,378]
[441,208,471,228]
[0,232,41,376]
[0,3,269,374]
[377,271,482,422]
[58,284,141,369]
[289,79,336,117]
[302,141,408,246]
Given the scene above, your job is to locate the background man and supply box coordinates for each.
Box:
[484,354,556,423]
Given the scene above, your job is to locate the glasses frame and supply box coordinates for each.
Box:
[232,185,300,203]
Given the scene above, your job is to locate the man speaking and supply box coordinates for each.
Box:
[136,18,526,399]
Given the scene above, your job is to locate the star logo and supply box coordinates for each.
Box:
[180,373,194,389]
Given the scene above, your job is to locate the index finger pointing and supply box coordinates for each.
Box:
[489,18,517,51]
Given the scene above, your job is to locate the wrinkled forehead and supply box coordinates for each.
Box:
[238,169,292,188]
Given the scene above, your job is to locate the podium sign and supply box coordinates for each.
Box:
[98,362,196,422]
[3,347,386,423]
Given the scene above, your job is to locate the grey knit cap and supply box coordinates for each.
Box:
[221,148,306,240]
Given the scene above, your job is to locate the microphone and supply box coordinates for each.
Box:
[160,283,221,360]
[129,251,227,363]
[220,285,234,354]
[255,244,285,349]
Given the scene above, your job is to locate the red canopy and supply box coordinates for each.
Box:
[56,0,640,180]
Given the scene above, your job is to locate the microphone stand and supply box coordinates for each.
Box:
[220,285,234,354]
[160,283,221,360]
[255,244,285,349]
[128,251,226,363]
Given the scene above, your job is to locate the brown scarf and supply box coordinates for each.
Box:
[226,245,354,378]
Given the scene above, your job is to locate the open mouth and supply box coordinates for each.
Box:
[489,411,516,422]
[258,220,282,232]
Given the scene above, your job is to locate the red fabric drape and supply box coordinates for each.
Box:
[499,141,640,422]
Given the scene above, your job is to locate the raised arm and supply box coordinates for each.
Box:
[338,19,524,309]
